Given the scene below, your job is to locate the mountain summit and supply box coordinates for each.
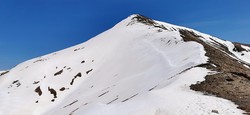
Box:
[1,14,250,115]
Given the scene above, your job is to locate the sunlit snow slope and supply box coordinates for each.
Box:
[0,15,247,115]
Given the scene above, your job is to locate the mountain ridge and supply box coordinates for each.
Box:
[132,14,250,113]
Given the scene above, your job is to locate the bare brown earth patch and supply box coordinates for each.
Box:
[129,15,168,30]
[233,42,248,52]
[35,86,42,96]
[0,71,9,76]
[54,69,63,76]
[180,29,250,114]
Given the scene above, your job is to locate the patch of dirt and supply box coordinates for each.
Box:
[86,69,93,74]
[129,14,168,30]
[33,59,46,63]
[180,29,250,114]
[54,69,63,76]
[74,48,80,51]
[212,109,219,114]
[233,42,247,52]
[0,71,9,76]
[132,15,156,26]
[60,87,66,91]
[70,72,82,85]
[48,87,57,98]
[12,80,21,87]
[33,81,40,84]
[35,86,42,96]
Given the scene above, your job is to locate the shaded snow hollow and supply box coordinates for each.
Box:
[0,14,246,115]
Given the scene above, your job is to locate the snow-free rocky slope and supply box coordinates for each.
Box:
[1,14,250,115]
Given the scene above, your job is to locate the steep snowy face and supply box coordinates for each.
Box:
[0,15,206,115]
[0,15,246,115]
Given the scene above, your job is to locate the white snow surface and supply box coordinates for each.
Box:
[0,15,246,115]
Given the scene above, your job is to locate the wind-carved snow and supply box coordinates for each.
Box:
[0,14,245,115]
[71,68,243,115]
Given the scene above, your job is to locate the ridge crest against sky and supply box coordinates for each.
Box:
[0,0,250,70]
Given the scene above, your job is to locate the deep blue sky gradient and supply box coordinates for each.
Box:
[0,0,250,69]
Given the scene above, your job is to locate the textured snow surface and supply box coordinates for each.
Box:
[0,15,245,115]
[66,68,243,115]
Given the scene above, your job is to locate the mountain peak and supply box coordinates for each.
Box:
[130,14,156,25]
[124,14,172,32]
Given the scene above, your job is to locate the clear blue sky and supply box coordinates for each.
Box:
[0,0,250,70]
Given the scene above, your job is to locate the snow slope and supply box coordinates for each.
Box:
[0,14,246,115]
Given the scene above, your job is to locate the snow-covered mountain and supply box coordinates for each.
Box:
[1,14,250,115]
